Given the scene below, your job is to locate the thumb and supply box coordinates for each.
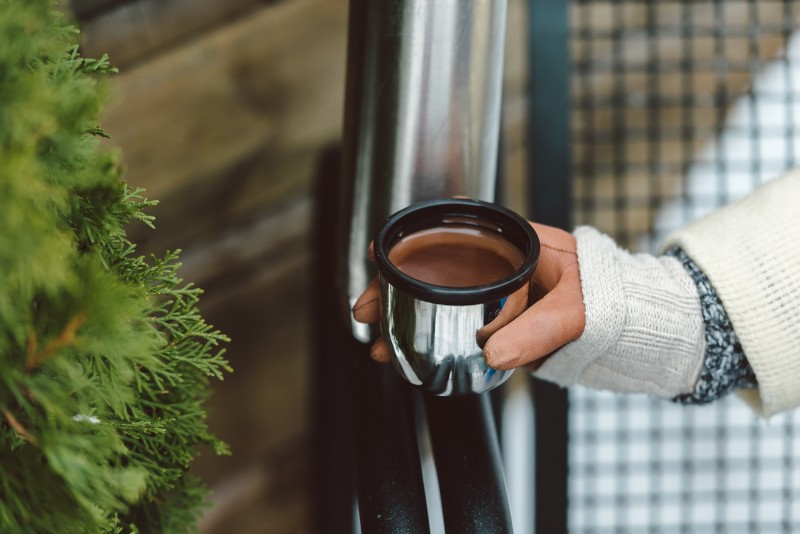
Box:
[483,266,584,370]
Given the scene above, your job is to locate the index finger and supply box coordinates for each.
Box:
[352,278,381,324]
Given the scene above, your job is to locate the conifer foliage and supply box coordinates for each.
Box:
[0,1,231,531]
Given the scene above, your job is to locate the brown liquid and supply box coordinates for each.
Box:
[388,226,524,287]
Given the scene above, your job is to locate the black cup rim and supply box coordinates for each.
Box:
[373,199,540,305]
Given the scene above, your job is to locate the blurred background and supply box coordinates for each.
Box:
[70,0,800,532]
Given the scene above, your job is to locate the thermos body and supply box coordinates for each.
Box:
[374,199,539,395]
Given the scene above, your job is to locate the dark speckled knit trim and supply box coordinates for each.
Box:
[664,246,758,404]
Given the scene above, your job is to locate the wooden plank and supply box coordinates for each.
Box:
[71,0,128,20]
[178,197,311,309]
[199,438,311,533]
[78,0,267,68]
[193,244,312,484]
[98,0,348,256]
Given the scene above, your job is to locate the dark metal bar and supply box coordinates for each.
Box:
[527,0,571,532]
[311,148,356,534]
[424,393,513,533]
[527,0,572,227]
[313,146,430,533]
[351,359,431,533]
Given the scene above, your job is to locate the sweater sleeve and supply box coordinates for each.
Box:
[664,246,757,404]
[663,170,800,417]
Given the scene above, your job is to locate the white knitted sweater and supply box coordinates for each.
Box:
[535,228,707,398]
[536,171,799,417]
[665,171,800,417]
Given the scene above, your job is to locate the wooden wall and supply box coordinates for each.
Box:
[76,1,348,531]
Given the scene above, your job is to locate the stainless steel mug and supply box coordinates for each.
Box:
[373,198,540,395]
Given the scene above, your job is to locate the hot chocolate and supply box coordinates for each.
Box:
[388,226,524,287]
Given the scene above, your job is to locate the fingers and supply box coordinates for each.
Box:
[370,337,391,363]
[483,264,584,370]
[529,222,578,292]
[351,278,390,363]
[475,282,530,347]
[529,222,576,255]
[352,278,380,324]
[477,221,581,365]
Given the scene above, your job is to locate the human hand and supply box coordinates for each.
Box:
[351,221,587,370]
[353,221,709,399]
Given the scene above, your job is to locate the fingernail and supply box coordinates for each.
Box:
[484,344,516,371]
[351,297,376,322]
[483,346,503,370]
[370,342,389,362]
[369,344,381,360]
[351,295,367,313]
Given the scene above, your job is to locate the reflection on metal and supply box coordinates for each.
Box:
[503,373,536,533]
[337,0,508,341]
[380,279,517,395]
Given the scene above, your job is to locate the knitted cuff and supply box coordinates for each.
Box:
[535,227,706,398]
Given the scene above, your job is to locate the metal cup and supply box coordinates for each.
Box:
[373,199,540,396]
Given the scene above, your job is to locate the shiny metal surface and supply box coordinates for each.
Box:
[337,0,508,341]
[372,199,538,396]
[379,275,528,396]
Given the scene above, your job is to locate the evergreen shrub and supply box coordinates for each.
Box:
[0,1,231,531]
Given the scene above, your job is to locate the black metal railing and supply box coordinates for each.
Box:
[312,146,515,534]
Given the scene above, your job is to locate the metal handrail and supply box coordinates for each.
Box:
[313,0,574,532]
